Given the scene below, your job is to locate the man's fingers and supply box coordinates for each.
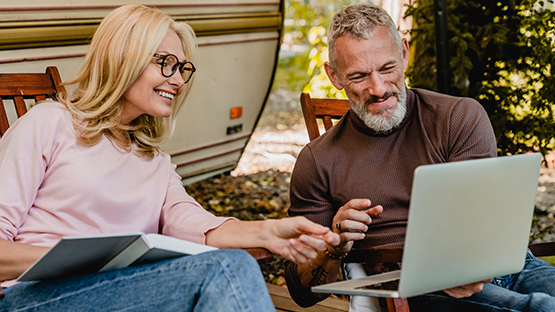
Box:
[338,220,369,233]
[299,234,329,252]
[366,205,383,217]
[341,199,372,211]
[322,231,341,246]
[340,231,366,242]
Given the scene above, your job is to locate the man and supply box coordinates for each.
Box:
[284,3,555,312]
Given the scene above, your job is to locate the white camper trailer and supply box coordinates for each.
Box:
[0,0,283,184]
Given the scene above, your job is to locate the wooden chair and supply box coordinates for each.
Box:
[0,67,273,263]
[0,66,64,137]
[299,92,555,312]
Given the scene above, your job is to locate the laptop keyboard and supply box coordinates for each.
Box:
[356,279,400,291]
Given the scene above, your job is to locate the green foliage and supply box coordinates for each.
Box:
[406,0,555,161]
[272,50,311,92]
[273,0,356,96]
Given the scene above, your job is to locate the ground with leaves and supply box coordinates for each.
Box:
[184,89,555,285]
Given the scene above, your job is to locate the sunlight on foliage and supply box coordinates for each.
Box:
[406,0,555,164]
[273,0,361,96]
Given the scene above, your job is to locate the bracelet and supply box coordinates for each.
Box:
[324,249,348,260]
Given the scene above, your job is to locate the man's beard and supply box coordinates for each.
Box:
[350,87,407,134]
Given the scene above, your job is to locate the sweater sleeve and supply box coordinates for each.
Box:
[288,146,335,226]
[447,98,497,161]
[159,163,232,245]
[0,103,66,241]
[285,145,333,306]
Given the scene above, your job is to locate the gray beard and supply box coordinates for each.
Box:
[350,87,407,134]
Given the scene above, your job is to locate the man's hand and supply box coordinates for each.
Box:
[268,216,341,264]
[443,279,493,298]
[329,199,383,255]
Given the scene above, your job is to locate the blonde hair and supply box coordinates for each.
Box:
[57,5,197,159]
[328,4,402,69]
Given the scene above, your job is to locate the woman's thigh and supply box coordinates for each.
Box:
[1,249,274,312]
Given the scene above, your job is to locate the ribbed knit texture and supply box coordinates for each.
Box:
[285,88,497,306]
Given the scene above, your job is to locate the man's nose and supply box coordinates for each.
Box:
[364,72,387,99]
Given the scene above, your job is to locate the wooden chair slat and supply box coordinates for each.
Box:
[312,98,351,118]
[0,100,9,136]
[300,92,321,141]
[46,66,64,94]
[14,96,28,117]
[388,298,410,312]
[322,116,333,131]
[300,93,351,141]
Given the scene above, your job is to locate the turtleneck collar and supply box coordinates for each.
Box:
[347,86,414,137]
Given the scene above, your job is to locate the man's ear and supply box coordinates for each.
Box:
[401,38,410,71]
[324,62,344,91]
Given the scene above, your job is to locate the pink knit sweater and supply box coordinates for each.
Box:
[0,102,228,286]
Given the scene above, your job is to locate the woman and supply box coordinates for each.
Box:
[0,5,339,311]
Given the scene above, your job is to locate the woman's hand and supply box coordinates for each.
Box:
[267,216,340,264]
[205,217,340,264]
[0,238,49,282]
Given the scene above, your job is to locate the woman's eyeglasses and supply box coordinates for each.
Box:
[153,53,196,84]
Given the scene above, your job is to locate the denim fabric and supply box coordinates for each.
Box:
[408,251,555,312]
[0,249,275,312]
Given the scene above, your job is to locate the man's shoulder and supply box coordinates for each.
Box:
[412,88,476,104]
[411,88,484,115]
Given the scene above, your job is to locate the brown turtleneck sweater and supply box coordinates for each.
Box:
[285,88,497,306]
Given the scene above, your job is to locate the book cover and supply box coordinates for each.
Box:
[17,232,217,281]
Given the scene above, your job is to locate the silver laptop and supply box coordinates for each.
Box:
[312,153,542,298]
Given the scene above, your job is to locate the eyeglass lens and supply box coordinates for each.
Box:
[161,54,194,82]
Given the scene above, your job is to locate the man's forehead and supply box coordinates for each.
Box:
[333,31,400,70]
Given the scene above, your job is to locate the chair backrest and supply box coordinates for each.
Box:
[0,66,63,137]
[299,92,351,141]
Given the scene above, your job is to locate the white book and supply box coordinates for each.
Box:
[17,232,217,282]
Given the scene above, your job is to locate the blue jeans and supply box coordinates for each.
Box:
[0,249,275,312]
[408,251,555,311]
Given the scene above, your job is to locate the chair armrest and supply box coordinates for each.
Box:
[243,248,273,263]
[344,246,403,263]
[528,242,555,257]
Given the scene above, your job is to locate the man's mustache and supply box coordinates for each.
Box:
[365,91,400,105]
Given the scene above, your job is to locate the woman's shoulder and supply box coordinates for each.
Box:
[25,101,71,124]
[28,101,68,114]
[12,101,73,137]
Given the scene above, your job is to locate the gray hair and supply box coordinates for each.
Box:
[328,4,403,68]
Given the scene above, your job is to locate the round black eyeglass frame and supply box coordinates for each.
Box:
[153,53,196,84]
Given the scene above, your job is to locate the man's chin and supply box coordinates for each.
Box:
[365,104,397,118]
[357,101,406,133]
